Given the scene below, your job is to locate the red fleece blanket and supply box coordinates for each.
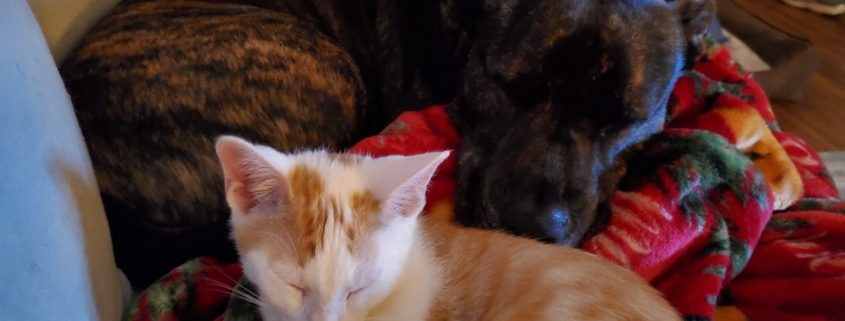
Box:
[348,45,845,321]
[127,45,845,321]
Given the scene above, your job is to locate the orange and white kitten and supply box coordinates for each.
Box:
[215,136,680,321]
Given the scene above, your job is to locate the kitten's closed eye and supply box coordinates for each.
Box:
[346,287,366,300]
[288,283,305,295]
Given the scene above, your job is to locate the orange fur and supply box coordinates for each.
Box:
[423,200,679,321]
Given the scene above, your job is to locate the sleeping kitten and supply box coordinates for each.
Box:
[215,135,680,321]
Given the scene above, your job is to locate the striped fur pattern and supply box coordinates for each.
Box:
[216,136,681,321]
[60,0,366,286]
[62,0,365,225]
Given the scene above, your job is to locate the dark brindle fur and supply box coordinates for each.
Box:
[452,0,688,246]
[61,0,712,287]
[452,0,715,246]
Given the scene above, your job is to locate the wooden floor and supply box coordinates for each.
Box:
[733,0,845,152]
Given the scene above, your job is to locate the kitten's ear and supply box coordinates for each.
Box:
[366,151,450,219]
[215,136,288,216]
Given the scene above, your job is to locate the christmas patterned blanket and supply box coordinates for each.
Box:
[126,45,845,321]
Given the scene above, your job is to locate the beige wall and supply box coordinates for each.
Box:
[28,0,120,63]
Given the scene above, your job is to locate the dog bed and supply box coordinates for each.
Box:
[125,42,844,321]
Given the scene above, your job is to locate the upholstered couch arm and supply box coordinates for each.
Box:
[0,2,126,320]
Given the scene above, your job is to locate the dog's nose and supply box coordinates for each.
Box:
[499,201,575,246]
[529,206,573,245]
[534,207,572,244]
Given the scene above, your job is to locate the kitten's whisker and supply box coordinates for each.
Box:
[206,263,242,285]
[231,290,268,308]
[233,282,262,301]
[205,279,267,308]
[205,279,240,295]
[205,278,261,303]
[204,263,263,300]
[282,229,301,257]
[258,230,299,258]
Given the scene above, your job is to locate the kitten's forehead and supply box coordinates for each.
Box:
[236,152,383,265]
[282,151,371,194]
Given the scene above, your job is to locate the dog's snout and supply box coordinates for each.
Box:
[497,197,576,246]
[533,207,573,245]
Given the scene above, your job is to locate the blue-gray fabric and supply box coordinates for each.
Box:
[0,1,123,320]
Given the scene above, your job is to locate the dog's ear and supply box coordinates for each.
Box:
[667,0,717,67]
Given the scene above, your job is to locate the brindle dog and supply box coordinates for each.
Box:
[450,0,715,246]
[61,0,711,287]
